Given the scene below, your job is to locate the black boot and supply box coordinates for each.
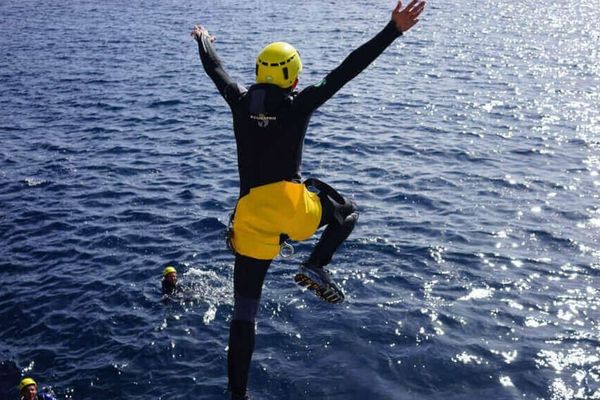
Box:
[294,262,345,303]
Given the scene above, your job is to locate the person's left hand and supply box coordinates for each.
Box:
[191,25,215,43]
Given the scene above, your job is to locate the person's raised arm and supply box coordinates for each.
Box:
[295,0,426,112]
[191,25,244,104]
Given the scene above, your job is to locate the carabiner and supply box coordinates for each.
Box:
[279,241,294,258]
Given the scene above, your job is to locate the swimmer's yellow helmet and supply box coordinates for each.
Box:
[256,42,302,89]
[19,377,37,391]
[163,266,176,277]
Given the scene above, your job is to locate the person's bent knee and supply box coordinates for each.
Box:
[346,200,358,218]
[344,206,359,226]
[335,198,358,225]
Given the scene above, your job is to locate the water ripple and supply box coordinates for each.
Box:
[1,0,599,398]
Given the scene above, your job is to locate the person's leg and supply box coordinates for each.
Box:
[228,253,271,399]
[294,183,359,303]
[306,190,359,268]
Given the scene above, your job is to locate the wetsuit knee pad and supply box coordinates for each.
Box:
[306,178,358,226]
[328,195,359,226]
[341,200,358,220]
[343,204,359,227]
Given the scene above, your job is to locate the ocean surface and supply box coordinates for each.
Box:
[1,0,599,399]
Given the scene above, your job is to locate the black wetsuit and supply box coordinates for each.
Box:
[161,279,182,305]
[197,21,402,399]
[161,279,178,296]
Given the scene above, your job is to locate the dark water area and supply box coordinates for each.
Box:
[1,0,599,399]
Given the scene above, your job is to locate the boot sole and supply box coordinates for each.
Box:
[294,272,345,304]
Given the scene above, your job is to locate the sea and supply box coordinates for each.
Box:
[0,0,598,399]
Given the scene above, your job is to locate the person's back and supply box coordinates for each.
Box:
[231,83,307,196]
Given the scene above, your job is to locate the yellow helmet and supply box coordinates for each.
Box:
[163,266,176,277]
[19,377,37,391]
[256,42,302,89]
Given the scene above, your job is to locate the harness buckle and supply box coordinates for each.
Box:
[279,233,294,258]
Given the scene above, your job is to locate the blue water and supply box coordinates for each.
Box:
[1,0,599,399]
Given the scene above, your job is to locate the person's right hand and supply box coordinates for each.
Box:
[191,25,215,43]
[391,0,426,33]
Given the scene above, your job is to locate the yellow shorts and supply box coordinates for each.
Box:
[232,181,322,260]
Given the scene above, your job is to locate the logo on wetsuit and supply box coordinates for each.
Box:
[250,113,277,128]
